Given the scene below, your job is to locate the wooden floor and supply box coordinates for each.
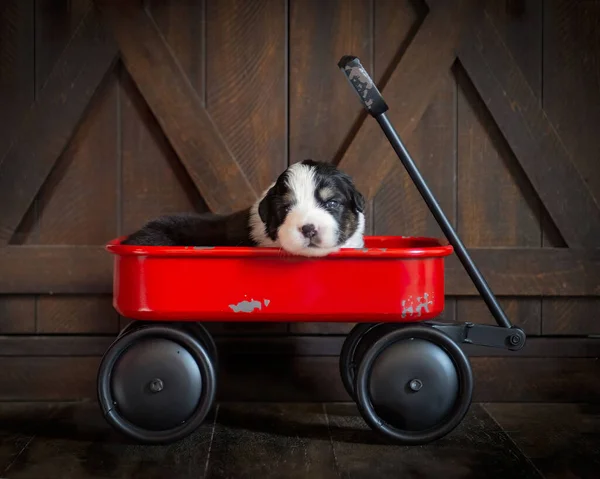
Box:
[0,402,598,478]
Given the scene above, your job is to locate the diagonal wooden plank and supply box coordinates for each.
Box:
[0,6,118,244]
[98,1,258,214]
[457,9,600,249]
[337,0,468,200]
[0,245,598,296]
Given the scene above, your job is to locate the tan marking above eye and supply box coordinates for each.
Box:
[318,187,335,201]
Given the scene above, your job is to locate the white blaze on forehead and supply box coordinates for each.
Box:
[285,162,318,209]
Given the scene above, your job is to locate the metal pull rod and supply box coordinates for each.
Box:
[338,55,512,329]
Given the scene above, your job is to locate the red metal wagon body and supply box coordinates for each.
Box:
[106,236,453,323]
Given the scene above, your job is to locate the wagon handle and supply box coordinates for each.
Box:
[338,55,515,333]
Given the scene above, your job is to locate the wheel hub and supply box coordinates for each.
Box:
[368,338,459,431]
[111,338,203,431]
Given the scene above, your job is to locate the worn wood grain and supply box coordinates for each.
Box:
[120,66,207,234]
[543,0,600,206]
[148,0,204,96]
[99,1,257,214]
[35,0,90,94]
[455,4,544,331]
[33,75,118,245]
[0,0,34,155]
[0,246,597,296]
[0,7,117,244]
[542,298,600,336]
[541,0,600,336]
[0,247,112,294]
[289,0,371,165]
[27,70,118,336]
[0,357,100,401]
[375,71,456,239]
[36,296,118,334]
[0,297,35,334]
[0,336,114,356]
[206,0,286,193]
[457,9,600,249]
[337,0,468,201]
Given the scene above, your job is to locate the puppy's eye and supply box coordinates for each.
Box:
[326,200,340,209]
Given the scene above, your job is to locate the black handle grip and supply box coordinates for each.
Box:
[338,55,388,117]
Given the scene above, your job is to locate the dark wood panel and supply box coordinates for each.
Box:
[337,1,467,200]
[289,0,371,165]
[373,0,424,86]
[456,66,541,248]
[375,71,456,238]
[149,0,204,96]
[0,246,112,294]
[0,297,35,334]
[543,0,600,204]
[0,357,100,401]
[541,0,600,335]
[36,296,118,334]
[445,248,600,296]
[35,0,90,94]
[0,0,34,154]
[32,73,118,245]
[120,65,207,234]
[542,298,600,336]
[0,336,114,356]
[457,9,600,249]
[206,0,286,192]
[0,8,118,244]
[99,2,257,214]
[457,297,541,335]
[0,246,598,296]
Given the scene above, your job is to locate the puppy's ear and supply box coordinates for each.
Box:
[258,187,275,223]
[351,188,365,213]
[340,173,365,213]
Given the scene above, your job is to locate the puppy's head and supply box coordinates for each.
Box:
[251,160,365,257]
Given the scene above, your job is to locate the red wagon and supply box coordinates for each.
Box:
[97,56,526,445]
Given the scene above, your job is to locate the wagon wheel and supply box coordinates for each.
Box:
[339,323,388,400]
[118,320,218,367]
[339,322,404,400]
[354,325,473,445]
[97,324,217,444]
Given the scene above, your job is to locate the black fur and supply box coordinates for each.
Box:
[121,209,254,247]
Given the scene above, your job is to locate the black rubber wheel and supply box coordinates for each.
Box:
[97,324,217,444]
[339,323,377,399]
[118,321,218,366]
[354,325,473,445]
[339,323,395,400]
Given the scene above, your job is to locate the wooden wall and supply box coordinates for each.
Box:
[0,0,599,403]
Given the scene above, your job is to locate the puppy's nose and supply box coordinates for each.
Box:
[301,224,317,238]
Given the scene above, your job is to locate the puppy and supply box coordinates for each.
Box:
[122,160,365,257]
